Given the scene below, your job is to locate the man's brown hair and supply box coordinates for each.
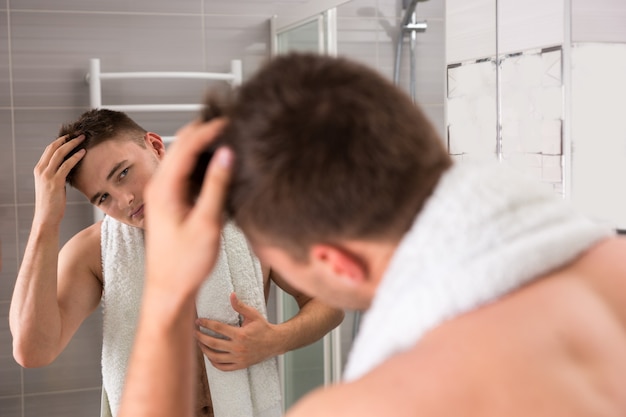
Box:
[59,109,147,186]
[212,53,452,259]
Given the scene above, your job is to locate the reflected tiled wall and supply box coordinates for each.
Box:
[339,0,446,137]
[0,0,445,416]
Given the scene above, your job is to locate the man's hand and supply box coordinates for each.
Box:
[143,119,233,304]
[195,293,280,371]
[33,134,85,225]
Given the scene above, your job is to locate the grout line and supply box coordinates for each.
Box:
[0,201,91,208]
[0,386,103,400]
[0,106,88,111]
[4,1,23,412]
[9,8,272,18]
[201,0,207,71]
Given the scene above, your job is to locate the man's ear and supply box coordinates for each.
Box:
[145,132,166,159]
[310,244,368,286]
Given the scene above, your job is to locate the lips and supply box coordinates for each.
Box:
[130,204,144,218]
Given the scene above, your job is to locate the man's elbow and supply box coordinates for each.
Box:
[330,309,345,329]
[12,339,56,368]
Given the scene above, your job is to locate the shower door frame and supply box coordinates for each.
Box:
[269,0,350,410]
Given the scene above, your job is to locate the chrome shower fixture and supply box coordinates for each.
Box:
[394,0,429,102]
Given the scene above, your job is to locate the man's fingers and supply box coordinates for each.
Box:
[229,293,260,321]
[195,331,231,353]
[39,134,70,163]
[195,318,234,338]
[162,119,228,184]
[38,134,84,172]
[47,135,86,171]
[147,119,228,211]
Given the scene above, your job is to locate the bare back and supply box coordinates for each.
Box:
[289,237,626,417]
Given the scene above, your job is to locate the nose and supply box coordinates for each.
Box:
[115,189,134,210]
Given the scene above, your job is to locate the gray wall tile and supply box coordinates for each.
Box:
[202,0,284,16]
[337,17,379,68]
[0,110,15,205]
[0,11,10,107]
[0,301,23,397]
[13,108,88,205]
[24,388,101,417]
[11,12,205,108]
[124,111,200,140]
[22,306,102,393]
[0,206,18,301]
[11,0,203,14]
[378,18,445,104]
[0,396,22,417]
[421,103,446,140]
[378,0,445,20]
[337,0,376,18]
[17,203,94,260]
[203,15,270,80]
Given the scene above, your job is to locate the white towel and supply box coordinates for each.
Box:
[343,162,613,381]
[196,221,282,417]
[100,217,282,417]
[100,215,145,417]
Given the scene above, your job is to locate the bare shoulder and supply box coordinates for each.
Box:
[572,236,626,321]
[58,221,103,283]
[286,337,462,417]
[286,237,626,417]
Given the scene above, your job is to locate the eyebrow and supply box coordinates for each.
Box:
[89,160,128,204]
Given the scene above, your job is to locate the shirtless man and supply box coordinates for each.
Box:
[119,53,626,417]
[9,108,344,417]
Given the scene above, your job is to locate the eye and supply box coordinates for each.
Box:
[119,167,129,180]
[98,193,109,205]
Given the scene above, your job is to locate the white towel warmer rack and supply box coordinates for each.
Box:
[86,58,242,116]
[86,58,242,143]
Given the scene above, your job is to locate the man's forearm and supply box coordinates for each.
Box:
[118,289,197,417]
[275,299,344,354]
[10,223,64,367]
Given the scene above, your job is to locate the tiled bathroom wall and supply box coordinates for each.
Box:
[0,1,445,416]
[445,0,626,227]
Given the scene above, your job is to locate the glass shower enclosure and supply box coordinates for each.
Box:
[270,0,351,410]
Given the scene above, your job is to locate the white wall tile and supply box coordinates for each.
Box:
[498,0,564,55]
[446,0,496,64]
[572,0,626,43]
[13,108,94,204]
[571,43,626,228]
[447,59,497,156]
